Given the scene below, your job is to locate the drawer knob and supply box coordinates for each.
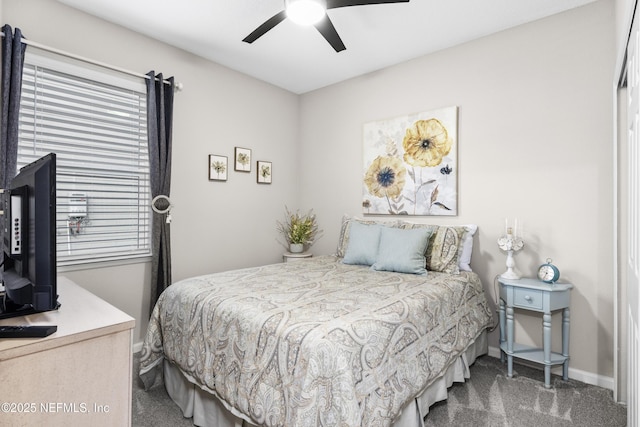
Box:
[524,295,533,302]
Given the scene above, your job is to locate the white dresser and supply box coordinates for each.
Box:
[0,277,135,426]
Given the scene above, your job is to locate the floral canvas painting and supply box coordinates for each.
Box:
[362,107,457,216]
[257,161,272,184]
[234,147,251,172]
[209,155,228,181]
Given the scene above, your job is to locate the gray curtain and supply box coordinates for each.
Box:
[1,25,26,263]
[1,25,26,189]
[146,71,174,314]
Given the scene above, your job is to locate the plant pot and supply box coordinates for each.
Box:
[289,243,304,253]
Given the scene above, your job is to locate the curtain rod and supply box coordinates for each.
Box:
[0,32,183,92]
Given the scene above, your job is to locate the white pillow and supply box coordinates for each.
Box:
[458,224,477,272]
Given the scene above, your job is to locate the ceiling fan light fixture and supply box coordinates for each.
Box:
[285,0,326,26]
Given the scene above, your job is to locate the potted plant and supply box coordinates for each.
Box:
[276,207,322,253]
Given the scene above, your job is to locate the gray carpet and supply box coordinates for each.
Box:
[132,354,627,426]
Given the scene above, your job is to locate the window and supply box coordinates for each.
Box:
[18,51,151,266]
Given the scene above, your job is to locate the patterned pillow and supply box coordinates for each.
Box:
[399,222,467,274]
[426,226,467,274]
[335,214,401,258]
[399,222,439,235]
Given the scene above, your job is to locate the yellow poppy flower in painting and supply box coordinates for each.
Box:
[402,118,452,167]
[364,156,406,198]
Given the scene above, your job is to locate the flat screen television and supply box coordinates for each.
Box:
[1,153,58,319]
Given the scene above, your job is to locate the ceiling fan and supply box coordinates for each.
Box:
[242,0,410,53]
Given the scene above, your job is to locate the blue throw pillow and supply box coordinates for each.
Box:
[342,222,381,266]
[371,227,431,275]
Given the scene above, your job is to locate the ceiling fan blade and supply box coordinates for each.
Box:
[242,10,287,44]
[327,0,409,9]
[314,15,346,52]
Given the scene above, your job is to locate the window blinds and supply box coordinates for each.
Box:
[18,61,151,265]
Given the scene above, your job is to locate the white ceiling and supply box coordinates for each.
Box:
[55,0,596,94]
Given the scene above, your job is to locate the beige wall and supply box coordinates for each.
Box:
[2,0,300,342]
[299,1,616,382]
[1,0,619,383]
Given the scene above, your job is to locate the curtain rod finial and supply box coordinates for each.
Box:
[174,82,184,92]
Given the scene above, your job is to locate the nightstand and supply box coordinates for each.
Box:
[498,277,573,388]
[283,252,312,262]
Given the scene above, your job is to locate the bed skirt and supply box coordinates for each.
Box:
[162,330,488,427]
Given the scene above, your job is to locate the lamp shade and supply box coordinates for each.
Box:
[285,0,327,25]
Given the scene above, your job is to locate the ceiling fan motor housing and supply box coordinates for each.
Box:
[285,0,327,26]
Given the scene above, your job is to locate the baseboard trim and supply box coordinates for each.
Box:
[487,345,614,390]
[133,341,143,354]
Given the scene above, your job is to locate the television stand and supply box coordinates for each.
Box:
[0,276,135,425]
[0,301,39,319]
[0,297,60,320]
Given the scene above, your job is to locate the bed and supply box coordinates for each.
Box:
[139,217,493,427]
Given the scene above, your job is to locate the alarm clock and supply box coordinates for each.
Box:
[537,258,560,283]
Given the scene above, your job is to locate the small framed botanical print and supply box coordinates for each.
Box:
[257,161,272,184]
[208,155,228,181]
[234,147,252,172]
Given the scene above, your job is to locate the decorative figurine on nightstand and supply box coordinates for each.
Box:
[537,258,560,283]
[498,220,524,279]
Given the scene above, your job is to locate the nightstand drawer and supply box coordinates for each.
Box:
[513,288,543,310]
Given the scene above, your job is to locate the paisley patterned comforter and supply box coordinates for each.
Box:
[139,255,492,427]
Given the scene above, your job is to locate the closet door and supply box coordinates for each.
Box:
[626,6,640,425]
